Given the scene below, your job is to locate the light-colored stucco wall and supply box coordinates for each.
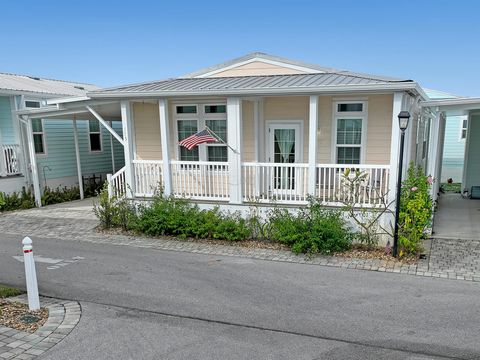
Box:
[132,94,394,165]
[211,61,307,77]
[133,102,162,160]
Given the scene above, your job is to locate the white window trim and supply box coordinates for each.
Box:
[32,119,47,157]
[24,99,42,109]
[174,102,227,162]
[331,100,368,164]
[88,120,103,153]
[459,117,468,141]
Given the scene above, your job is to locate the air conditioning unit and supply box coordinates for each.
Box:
[471,186,480,199]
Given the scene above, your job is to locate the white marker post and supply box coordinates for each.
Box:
[22,237,40,311]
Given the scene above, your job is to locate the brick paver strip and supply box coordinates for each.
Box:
[0,296,80,360]
[1,201,479,282]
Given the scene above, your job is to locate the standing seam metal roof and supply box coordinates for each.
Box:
[90,72,412,95]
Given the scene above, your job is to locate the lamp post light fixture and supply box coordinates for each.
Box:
[392,111,411,257]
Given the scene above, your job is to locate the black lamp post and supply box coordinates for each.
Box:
[392,111,411,257]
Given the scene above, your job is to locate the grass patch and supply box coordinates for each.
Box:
[441,182,461,193]
[0,285,23,299]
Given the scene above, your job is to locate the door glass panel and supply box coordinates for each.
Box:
[273,128,296,190]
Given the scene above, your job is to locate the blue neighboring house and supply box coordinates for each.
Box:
[0,72,124,195]
[424,88,467,183]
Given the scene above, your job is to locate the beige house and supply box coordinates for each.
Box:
[17,53,431,214]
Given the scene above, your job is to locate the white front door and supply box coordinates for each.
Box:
[267,123,302,194]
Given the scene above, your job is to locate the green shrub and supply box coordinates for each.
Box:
[0,188,35,212]
[398,163,433,256]
[134,193,251,241]
[268,198,352,255]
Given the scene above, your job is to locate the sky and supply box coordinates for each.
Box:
[1,0,479,96]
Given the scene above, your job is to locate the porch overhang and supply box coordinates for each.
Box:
[86,82,426,100]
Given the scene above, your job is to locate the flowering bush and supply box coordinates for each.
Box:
[398,162,433,256]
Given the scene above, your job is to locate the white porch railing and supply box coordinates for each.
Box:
[133,160,163,197]
[243,162,389,206]
[315,164,390,206]
[171,160,230,200]
[114,160,390,207]
[243,162,309,203]
[107,166,126,198]
[0,144,21,177]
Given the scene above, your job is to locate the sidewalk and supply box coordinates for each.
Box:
[0,295,80,360]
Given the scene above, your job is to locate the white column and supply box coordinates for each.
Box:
[109,120,116,173]
[0,128,6,177]
[308,95,319,195]
[253,99,262,197]
[158,98,173,195]
[120,101,135,198]
[227,97,243,204]
[72,117,84,199]
[25,118,41,207]
[388,92,405,205]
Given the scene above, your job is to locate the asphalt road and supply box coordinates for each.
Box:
[1,232,479,360]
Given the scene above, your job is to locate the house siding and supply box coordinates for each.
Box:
[0,96,15,144]
[441,115,466,182]
[210,61,307,77]
[132,94,394,165]
[464,114,480,192]
[133,102,162,160]
[36,119,124,187]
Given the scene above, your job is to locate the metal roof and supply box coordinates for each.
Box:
[0,72,100,97]
[89,72,413,97]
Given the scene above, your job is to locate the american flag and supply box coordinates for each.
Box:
[179,129,218,150]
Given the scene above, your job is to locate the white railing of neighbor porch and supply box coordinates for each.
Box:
[107,166,126,198]
[1,144,21,177]
[242,162,309,204]
[133,160,163,197]
[171,160,230,200]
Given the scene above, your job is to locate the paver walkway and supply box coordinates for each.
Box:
[0,296,80,360]
[1,199,480,281]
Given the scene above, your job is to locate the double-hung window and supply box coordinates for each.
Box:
[88,120,102,152]
[32,119,45,155]
[175,104,227,162]
[334,101,366,164]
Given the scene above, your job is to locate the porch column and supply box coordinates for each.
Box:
[158,98,173,195]
[120,100,135,198]
[388,92,405,206]
[0,129,6,177]
[109,120,116,173]
[253,99,264,197]
[308,95,319,195]
[25,117,41,207]
[227,97,243,204]
[427,109,441,201]
[72,117,84,199]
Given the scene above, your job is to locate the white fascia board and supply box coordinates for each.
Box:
[196,57,323,78]
[46,96,90,105]
[87,82,418,99]
[421,97,480,107]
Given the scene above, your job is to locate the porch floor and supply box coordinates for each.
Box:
[433,193,480,240]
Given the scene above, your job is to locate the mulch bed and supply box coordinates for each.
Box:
[0,300,48,333]
[98,227,418,264]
